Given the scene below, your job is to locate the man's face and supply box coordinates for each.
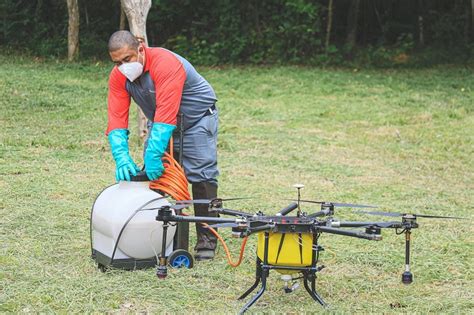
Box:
[109,45,142,67]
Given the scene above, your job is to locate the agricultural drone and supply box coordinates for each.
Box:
[151,184,462,314]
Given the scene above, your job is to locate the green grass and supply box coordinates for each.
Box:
[1,55,473,313]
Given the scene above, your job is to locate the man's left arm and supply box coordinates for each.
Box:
[144,50,186,180]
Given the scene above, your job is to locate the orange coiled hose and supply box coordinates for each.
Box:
[149,138,247,267]
[149,144,191,201]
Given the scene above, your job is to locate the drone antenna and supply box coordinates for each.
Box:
[293,184,304,216]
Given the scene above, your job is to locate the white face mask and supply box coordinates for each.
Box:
[118,61,143,82]
[117,48,144,82]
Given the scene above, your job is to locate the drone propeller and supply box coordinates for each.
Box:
[286,199,377,208]
[356,210,465,219]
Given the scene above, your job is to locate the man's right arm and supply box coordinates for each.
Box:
[106,68,131,135]
[106,68,139,182]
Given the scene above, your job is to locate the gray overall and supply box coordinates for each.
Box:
[126,50,219,185]
[127,49,219,256]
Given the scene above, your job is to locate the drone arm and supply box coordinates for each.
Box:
[308,210,329,218]
[244,224,274,236]
[156,211,239,224]
[213,208,254,217]
[317,226,382,240]
[276,202,298,216]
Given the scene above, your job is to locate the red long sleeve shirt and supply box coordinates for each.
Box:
[106,47,186,135]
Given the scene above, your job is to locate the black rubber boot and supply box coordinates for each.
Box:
[192,181,218,261]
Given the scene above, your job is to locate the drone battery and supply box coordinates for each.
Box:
[257,232,313,269]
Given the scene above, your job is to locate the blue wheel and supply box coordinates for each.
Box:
[168,249,194,268]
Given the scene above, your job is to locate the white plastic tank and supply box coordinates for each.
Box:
[91,177,176,265]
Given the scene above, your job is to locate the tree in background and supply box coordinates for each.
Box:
[325,0,334,53]
[67,0,80,61]
[1,0,473,66]
[120,0,151,140]
[345,0,360,54]
[472,0,474,36]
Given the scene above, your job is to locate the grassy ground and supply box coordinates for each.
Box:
[1,55,473,313]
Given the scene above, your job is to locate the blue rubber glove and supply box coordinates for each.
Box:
[108,129,140,182]
[144,123,176,180]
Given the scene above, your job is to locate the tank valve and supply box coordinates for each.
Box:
[281,274,299,293]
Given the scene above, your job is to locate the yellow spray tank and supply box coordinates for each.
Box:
[257,232,314,274]
[256,195,315,274]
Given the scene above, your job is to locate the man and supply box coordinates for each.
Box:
[106,30,219,261]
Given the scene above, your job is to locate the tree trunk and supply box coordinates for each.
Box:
[417,0,424,47]
[471,0,474,41]
[120,0,151,141]
[67,0,80,61]
[346,0,360,50]
[325,0,334,53]
[120,6,127,30]
[84,1,89,27]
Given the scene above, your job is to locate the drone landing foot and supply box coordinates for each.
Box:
[303,275,326,306]
[238,258,262,300]
[238,278,260,300]
[238,274,267,315]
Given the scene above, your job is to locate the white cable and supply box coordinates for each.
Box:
[290,233,320,252]
[149,226,161,261]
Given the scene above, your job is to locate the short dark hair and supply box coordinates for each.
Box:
[108,30,139,52]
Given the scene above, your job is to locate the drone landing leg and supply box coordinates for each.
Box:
[238,258,262,300]
[239,270,267,314]
[305,233,326,307]
[239,232,271,314]
[303,273,326,306]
